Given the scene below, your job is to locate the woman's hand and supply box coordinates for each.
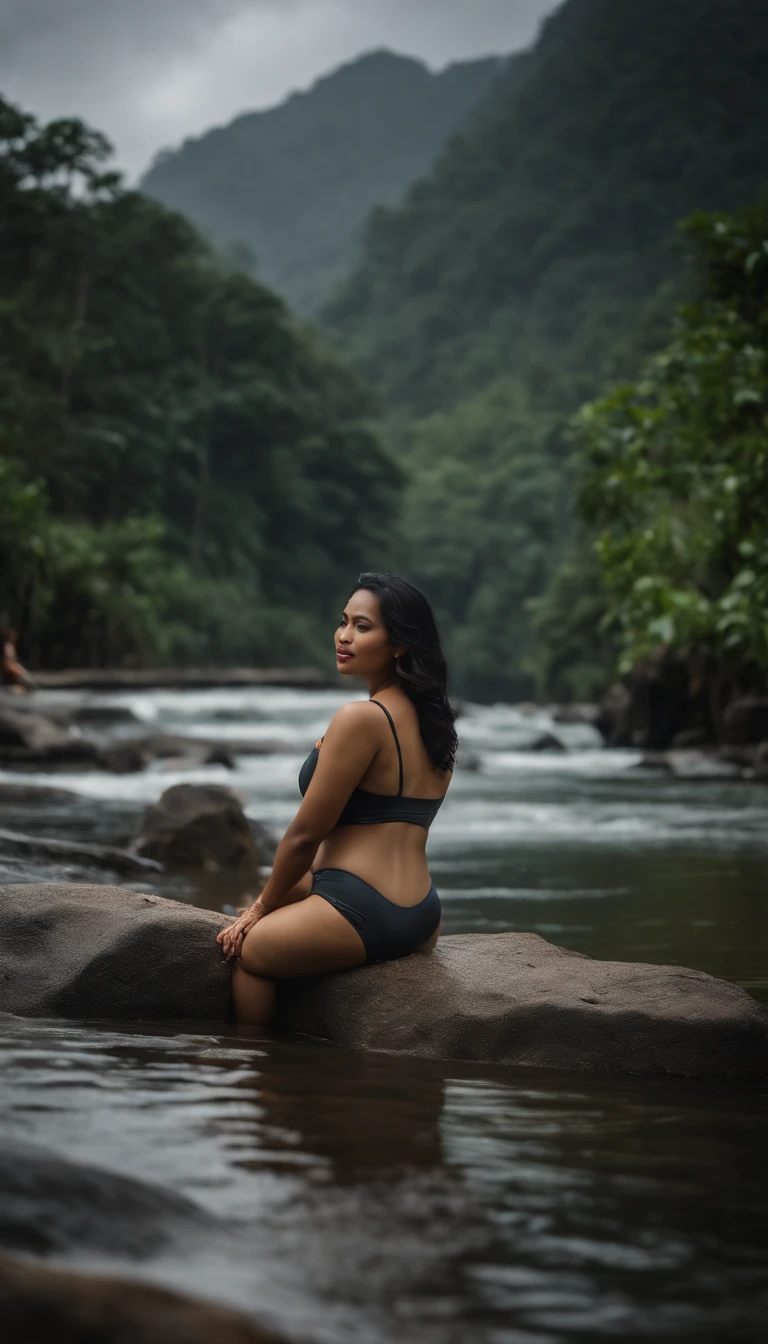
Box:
[217,897,273,962]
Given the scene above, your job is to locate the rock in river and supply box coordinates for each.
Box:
[1,883,767,1081]
[0,883,230,1020]
[0,1253,288,1344]
[0,707,97,764]
[134,784,263,872]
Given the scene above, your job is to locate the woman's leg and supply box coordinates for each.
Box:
[232,895,367,1025]
[231,963,277,1025]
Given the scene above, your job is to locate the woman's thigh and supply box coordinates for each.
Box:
[238,895,367,979]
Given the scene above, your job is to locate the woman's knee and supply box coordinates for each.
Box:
[238,927,274,978]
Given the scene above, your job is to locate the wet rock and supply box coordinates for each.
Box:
[247,817,279,864]
[139,733,235,768]
[0,707,97,764]
[0,1141,212,1257]
[97,734,235,774]
[71,702,141,726]
[633,750,742,779]
[2,884,766,1079]
[135,784,262,873]
[0,707,71,751]
[0,883,230,1019]
[552,703,599,726]
[632,752,674,773]
[596,682,632,745]
[596,651,712,749]
[527,731,566,753]
[0,1253,287,1344]
[280,932,768,1082]
[0,829,162,877]
[456,750,482,772]
[96,740,152,773]
[724,697,768,746]
[0,783,79,805]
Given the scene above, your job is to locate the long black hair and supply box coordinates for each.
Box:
[353,571,458,773]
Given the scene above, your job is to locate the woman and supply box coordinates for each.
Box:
[217,571,457,1025]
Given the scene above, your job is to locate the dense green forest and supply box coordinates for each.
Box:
[3,0,766,700]
[141,50,504,317]
[326,0,768,700]
[0,98,400,669]
[578,206,768,701]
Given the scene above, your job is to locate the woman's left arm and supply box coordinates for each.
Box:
[218,702,380,958]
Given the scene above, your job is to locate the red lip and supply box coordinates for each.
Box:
[336,649,354,659]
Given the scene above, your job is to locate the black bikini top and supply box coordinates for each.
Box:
[298,699,445,830]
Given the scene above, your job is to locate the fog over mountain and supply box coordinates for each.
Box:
[0,0,558,177]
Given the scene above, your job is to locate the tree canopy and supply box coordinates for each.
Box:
[577,206,768,685]
[0,97,401,668]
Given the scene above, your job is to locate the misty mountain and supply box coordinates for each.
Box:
[326,0,768,414]
[140,49,504,315]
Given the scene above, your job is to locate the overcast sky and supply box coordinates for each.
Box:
[0,0,559,179]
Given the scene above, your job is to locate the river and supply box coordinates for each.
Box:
[1,687,767,1341]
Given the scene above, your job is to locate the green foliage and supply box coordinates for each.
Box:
[397,379,568,700]
[526,533,617,702]
[141,51,501,315]
[0,97,402,669]
[577,205,768,679]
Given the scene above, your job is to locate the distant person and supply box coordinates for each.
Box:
[0,626,35,693]
[218,571,456,1025]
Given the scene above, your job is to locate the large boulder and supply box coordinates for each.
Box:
[0,1254,287,1344]
[723,697,768,746]
[0,1140,212,1258]
[0,707,96,763]
[596,650,711,749]
[134,784,261,872]
[1,884,767,1080]
[278,932,768,1082]
[0,883,230,1020]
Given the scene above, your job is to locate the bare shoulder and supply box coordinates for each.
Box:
[327,700,385,734]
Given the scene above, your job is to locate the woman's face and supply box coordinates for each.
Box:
[335,589,400,677]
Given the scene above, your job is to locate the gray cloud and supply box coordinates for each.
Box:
[0,0,558,179]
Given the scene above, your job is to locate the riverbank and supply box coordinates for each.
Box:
[28,667,339,691]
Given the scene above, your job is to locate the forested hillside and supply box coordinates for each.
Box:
[326,0,768,699]
[0,98,400,669]
[140,50,504,316]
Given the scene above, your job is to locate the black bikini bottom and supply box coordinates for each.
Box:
[310,867,441,964]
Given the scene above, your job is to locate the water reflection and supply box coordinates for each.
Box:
[1,1018,766,1342]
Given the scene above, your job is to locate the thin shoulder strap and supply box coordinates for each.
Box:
[369,699,403,796]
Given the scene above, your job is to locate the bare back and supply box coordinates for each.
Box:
[314,692,451,906]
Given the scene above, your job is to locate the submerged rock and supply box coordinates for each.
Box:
[527,731,566,753]
[1,883,766,1080]
[0,829,161,877]
[135,784,262,872]
[633,750,743,779]
[0,783,79,805]
[0,1140,211,1257]
[0,1253,287,1344]
[552,703,599,726]
[99,733,236,774]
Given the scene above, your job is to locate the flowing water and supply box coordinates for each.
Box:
[1,688,767,1341]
